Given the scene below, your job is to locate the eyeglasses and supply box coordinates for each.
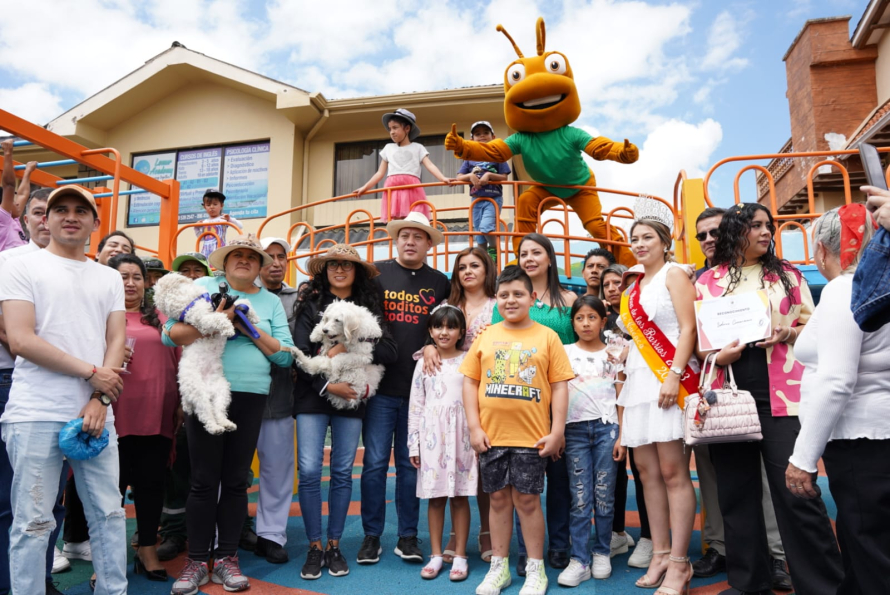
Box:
[326,260,355,271]
[695,229,719,242]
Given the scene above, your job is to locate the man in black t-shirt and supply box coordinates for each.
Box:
[357,213,450,565]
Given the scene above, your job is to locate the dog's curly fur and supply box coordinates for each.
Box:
[286,300,384,410]
[153,273,261,434]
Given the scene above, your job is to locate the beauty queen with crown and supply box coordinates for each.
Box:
[616,196,700,595]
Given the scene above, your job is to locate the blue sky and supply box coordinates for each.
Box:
[0,0,869,210]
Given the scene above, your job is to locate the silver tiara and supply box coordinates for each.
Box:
[633,195,674,229]
[431,303,463,315]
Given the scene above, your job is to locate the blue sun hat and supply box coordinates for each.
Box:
[58,418,110,460]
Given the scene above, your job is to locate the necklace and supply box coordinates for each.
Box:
[535,288,550,309]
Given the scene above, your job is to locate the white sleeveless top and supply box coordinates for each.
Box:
[618,262,687,409]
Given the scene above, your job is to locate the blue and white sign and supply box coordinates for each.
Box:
[177,147,223,224]
[126,152,177,227]
[222,142,270,220]
[127,141,270,228]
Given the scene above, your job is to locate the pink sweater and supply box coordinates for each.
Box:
[111,312,181,438]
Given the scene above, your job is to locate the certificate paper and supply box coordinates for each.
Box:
[695,290,772,351]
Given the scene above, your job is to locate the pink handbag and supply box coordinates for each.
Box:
[683,353,762,445]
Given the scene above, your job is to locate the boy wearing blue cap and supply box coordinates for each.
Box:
[456,122,511,259]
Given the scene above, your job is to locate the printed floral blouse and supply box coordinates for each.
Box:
[695,263,814,417]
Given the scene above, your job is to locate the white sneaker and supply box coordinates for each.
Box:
[592,553,611,579]
[476,556,512,595]
[610,532,635,557]
[52,546,70,573]
[519,558,548,595]
[557,559,591,587]
[628,537,653,568]
[61,540,92,561]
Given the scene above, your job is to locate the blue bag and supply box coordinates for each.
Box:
[58,419,110,460]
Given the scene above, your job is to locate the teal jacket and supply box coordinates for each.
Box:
[163,276,294,395]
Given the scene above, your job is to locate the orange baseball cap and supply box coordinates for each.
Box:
[46,185,98,217]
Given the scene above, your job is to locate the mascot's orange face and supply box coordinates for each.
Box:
[499,18,581,133]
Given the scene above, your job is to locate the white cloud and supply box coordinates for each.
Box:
[0,0,263,95]
[0,83,64,125]
[702,10,750,71]
[0,0,733,238]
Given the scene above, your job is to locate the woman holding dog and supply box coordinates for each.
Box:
[292,243,397,581]
[163,234,295,595]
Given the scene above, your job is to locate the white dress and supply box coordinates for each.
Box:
[617,263,691,447]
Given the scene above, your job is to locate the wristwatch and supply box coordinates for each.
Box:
[91,391,112,406]
[669,365,684,376]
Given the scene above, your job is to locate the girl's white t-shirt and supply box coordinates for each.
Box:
[380,142,429,179]
[565,343,619,425]
[0,249,125,424]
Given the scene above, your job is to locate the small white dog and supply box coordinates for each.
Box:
[153,273,261,434]
[287,300,384,410]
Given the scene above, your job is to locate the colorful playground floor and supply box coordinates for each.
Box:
[50,450,826,594]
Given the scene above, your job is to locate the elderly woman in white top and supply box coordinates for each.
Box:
[787,204,890,592]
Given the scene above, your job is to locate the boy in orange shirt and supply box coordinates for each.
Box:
[460,265,573,595]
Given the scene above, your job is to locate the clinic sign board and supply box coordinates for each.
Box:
[127,141,270,227]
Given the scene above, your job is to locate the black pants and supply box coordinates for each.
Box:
[118,435,171,547]
[62,476,89,544]
[710,347,843,594]
[160,426,190,540]
[823,439,890,595]
[186,391,266,561]
[613,448,651,538]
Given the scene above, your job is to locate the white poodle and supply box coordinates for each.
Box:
[153,273,260,434]
[286,300,384,410]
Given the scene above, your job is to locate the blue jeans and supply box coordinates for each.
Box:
[2,421,126,595]
[0,370,66,595]
[516,455,571,555]
[472,196,502,245]
[360,394,418,538]
[296,414,363,542]
[564,420,619,562]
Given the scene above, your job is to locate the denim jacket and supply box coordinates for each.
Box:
[852,227,890,332]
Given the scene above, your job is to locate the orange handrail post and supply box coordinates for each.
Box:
[88,186,113,258]
[81,148,122,231]
[157,179,181,267]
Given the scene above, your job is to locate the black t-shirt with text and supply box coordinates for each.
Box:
[374,259,450,398]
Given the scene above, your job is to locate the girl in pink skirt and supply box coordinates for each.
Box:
[354,108,455,222]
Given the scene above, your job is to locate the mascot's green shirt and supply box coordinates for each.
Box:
[504,126,593,198]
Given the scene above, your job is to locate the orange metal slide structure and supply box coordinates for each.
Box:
[3,107,887,276]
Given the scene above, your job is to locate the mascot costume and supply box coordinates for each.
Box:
[445,17,639,267]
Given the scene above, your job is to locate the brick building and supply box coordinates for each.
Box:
[759,2,890,215]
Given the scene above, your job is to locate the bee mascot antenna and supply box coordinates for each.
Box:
[445,17,639,266]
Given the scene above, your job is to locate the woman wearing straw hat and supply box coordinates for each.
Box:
[292,244,397,581]
[163,234,295,594]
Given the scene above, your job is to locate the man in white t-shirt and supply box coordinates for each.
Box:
[0,188,73,592]
[0,185,128,595]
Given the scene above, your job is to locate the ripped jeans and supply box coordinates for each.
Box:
[564,419,619,563]
[2,421,127,595]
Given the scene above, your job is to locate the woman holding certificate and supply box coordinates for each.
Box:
[617,198,698,595]
[695,203,843,595]
[787,205,890,592]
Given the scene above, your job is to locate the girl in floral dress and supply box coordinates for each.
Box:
[408,305,477,582]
